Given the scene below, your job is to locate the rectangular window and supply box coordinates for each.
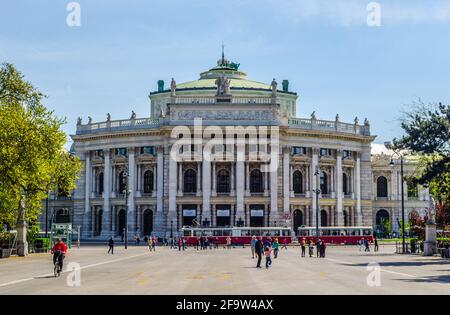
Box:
[115,148,127,156]
[141,146,154,155]
[343,150,352,158]
[292,146,306,155]
[320,148,331,157]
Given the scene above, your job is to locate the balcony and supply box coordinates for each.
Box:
[288,117,370,136]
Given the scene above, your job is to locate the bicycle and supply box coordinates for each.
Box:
[53,251,63,277]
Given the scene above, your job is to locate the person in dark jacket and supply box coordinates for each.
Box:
[108,237,114,254]
[254,237,263,268]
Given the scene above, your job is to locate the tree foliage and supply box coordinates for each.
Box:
[0,63,82,229]
[393,99,450,227]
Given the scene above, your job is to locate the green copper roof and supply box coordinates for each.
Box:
[177,78,270,90]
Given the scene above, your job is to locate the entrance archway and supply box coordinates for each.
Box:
[143,209,153,236]
[320,210,328,227]
[293,210,303,235]
[118,209,126,236]
[250,206,264,227]
[375,209,390,237]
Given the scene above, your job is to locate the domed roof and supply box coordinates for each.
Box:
[176,56,271,91]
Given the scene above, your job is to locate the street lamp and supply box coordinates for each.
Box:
[385,141,406,254]
[122,171,130,249]
[312,167,321,243]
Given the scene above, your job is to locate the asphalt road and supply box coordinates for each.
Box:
[0,244,449,294]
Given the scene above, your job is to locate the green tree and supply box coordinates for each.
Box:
[0,63,81,229]
[393,99,450,227]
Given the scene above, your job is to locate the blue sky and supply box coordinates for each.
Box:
[1,0,449,147]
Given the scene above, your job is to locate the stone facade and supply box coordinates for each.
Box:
[40,58,430,240]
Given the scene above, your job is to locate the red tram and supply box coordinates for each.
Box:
[297,226,374,245]
[180,227,292,245]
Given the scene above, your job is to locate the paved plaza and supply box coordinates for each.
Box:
[0,244,449,295]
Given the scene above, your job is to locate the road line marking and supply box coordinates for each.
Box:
[0,252,149,288]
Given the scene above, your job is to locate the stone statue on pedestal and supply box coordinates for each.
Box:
[423,197,437,256]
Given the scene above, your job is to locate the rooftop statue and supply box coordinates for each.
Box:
[77,117,82,125]
[88,116,92,124]
[106,113,111,122]
[170,78,176,96]
[271,78,277,96]
[215,75,231,96]
[131,110,136,119]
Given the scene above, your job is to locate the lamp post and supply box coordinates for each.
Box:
[313,167,321,242]
[385,142,406,254]
[122,171,130,249]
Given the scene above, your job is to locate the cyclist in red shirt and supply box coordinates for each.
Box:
[51,239,67,271]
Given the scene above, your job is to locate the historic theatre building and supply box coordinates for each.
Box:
[41,54,430,240]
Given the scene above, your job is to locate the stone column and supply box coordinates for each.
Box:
[168,146,177,213]
[211,162,217,196]
[101,149,111,237]
[236,160,245,218]
[336,150,343,226]
[83,151,91,237]
[391,169,397,201]
[202,157,211,224]
[271,152,279,213]
[289,165,294,197]
[305,166,310,197]
[283,147,290,213]
[245,162,250,196]
[152,165,157,197]
[196,162,202,196]
[355,153,362,225]
[156,147,164,212]
[177,163,183,196]
[311,148,318,227]
[127,148,136,238]
[230,163,235,196]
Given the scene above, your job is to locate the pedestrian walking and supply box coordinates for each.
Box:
[316,239,321,257]
[152,236,157,251]
[282,238,288,250]
[226,236,232,249]
[108,237,114,254]
[250,236,257,259]
[374,237,379,252]
[272,238,280,259]
[255,237,263,268]
[144,236,148,245]
[364,239,370,252]
[320,240,326,258]
[264,245,272,269]
[308,240,314,257]
[182,237,187,250]
[300,238,306,257]
[148,237,152,251]
[178,238,182,251]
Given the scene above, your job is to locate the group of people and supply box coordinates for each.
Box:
[107,235,158,254]
[299,238,327,258]
[251,236,283,269]
[358,238,374,252]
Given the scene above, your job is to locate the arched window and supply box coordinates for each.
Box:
[143,209,153,236]
[117,209,126,236]
[143,170,154,193]
[377,176,388,198]
[343,173,348,195]
[217,169,230,193]
[320,171,328,195]
[250,169,263,193]
[118,171,127,194]
[293,171,303,194]
[183,169,197,193]
[55,209,70,223]
[293,210,303,235]
[407,182,418,198]
[375,209,390,237]
[320,210,328,227]
[98,172,104,194]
